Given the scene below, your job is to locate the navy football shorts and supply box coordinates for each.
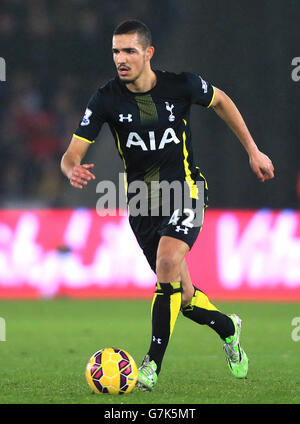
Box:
[128,172,208,272]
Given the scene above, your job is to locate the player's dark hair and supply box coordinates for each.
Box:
[113,19,152,49]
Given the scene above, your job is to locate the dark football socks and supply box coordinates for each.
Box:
[147,282,182,375]
[181,286,235,340]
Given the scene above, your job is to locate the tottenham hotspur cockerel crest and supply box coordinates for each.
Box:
[165,102,175,122]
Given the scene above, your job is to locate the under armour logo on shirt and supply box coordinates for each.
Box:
[119,114,133,122]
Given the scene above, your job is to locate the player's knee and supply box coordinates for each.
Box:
[181,289,194,307]
[156,253,179,279]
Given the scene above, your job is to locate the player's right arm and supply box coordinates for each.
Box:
[61,136,96,189]
[61,88,108,189]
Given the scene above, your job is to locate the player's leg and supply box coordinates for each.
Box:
[180,259,248,378]
[137,236,188,391]
[179,258,194,307]
[180,259,235,338]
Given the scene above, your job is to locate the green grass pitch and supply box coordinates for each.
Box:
[0,299,299,404]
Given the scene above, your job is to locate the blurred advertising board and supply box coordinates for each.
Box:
[0,208,299,300]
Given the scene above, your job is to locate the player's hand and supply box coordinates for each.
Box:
[249,150,274,182]
[69,163,96,189]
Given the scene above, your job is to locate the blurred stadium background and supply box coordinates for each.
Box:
[0,0,299,300]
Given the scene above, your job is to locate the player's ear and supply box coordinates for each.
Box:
[145,45,155,62]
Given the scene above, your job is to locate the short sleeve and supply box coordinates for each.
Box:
[73,89,108,144]
[185,72,215,108]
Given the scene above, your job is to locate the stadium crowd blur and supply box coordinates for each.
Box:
[0,0,175,207]
[1,0,299,209]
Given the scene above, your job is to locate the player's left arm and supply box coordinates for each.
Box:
[211,87,274,182]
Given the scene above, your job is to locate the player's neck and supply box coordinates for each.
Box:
[126,68,157,94]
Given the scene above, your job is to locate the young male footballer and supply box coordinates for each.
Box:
[61,20,274,391]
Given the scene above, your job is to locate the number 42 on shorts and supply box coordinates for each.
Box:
[168,209,195,228]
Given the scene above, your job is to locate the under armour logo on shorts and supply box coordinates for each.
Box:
[175,226,189,234]
[119,114,133,122]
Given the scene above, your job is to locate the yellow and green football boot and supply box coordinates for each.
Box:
[136,355,158,391]
[223,314,248,378]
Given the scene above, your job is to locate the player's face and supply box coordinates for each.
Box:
[112,33,151,83]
